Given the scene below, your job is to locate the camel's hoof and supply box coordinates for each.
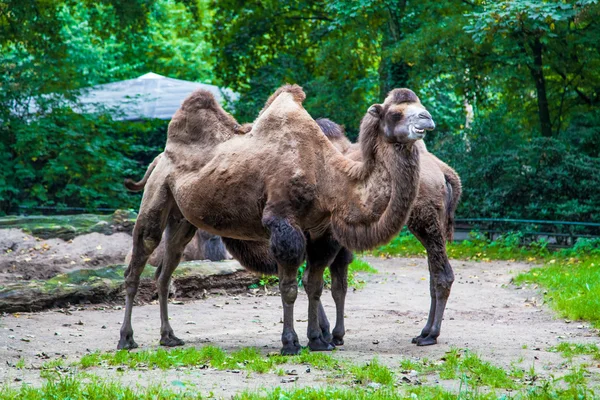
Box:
[411,333,428,344]
[322,331,333,344]
[160,334,185,347]
[415,336,437,346]
[280,343,302,356]
[117,337,138,350]
[308,337,335,352]
[332,337,344,346]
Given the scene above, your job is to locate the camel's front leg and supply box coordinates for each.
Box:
[266,215,306,355]
[156,215,197,347]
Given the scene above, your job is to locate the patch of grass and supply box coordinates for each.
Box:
[371,229,554,261]
[14,358,25,369]
[515,256,600,327]
[350,358,395,386]
[77,346,340,374]
[0,375,203,399]
[399,358,424,372]
[550,342,600,359]
[438,348,515,389]
[41,358,65,370]
[79,353,102,369]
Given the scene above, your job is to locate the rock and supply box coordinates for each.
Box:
[111,210,137,233]
[0,260,259,313]
[90,221,112,235]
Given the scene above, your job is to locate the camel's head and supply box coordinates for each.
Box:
[369,88,435,144]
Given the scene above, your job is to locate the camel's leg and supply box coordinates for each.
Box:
[156,213,197,347]
[302,268,331,342]
[118,196,171,349]
[306,246,352,346]
[265,216,306,355]
[329,247,352,346]
[410,226,454,346]
[304,235,340,351]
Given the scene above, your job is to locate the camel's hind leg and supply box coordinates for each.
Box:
[409,222,454,346]
[306,246,352,347]
[156,211,197,347]
[329,247,352,346]
[118,191,171,350]
[303,234,340,351]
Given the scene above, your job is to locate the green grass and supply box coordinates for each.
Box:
[77,346,339,374]
[350,358,395,385]
[5,346,598,400]
[439,349,515,389]
[550,342,600,359]
[0,375,204,399]
[515,256,600,327]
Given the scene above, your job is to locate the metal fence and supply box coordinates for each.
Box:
[455,218,600,246]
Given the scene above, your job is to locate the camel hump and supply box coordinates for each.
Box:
[258,84,306,117]
[385,88,421,105]
[271,84,306,105]
[316,118,345,139]
[180,89,219,113]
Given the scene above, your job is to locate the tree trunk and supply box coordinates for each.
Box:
[529,37,553,137]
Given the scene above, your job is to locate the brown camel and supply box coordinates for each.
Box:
[118,84,434,354]
[314,119,462,346]
[126,113,459,347]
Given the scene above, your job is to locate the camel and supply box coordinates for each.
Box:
[313,119,462,346]
[118,84,434,354]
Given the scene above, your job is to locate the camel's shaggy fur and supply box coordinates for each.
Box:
[314,117,462,346]
[118,85,432,354]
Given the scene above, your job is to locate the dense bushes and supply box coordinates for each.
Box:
[431,118,600,222]
[0,108,167,214]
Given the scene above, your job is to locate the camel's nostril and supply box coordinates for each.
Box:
[418,112,432,120]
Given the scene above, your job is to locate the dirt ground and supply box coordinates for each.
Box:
[1,256,598,396]
[0,229,131,283]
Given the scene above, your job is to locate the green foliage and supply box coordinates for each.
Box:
[0,0,213,214]
[3,0,600,221]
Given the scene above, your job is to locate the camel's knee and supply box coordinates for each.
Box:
[265,217,305,268]
[434,264,454,294]
[280,283,298,305]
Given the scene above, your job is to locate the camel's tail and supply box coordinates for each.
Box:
[124,154,163,192]
[442,166,462,242]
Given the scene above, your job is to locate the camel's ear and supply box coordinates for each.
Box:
[368,104,383,117]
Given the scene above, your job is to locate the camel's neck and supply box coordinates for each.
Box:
[330,131,421,251]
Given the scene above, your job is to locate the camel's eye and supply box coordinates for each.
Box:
[388,111,403,122]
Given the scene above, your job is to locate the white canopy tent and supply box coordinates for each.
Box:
[77,72,236,120]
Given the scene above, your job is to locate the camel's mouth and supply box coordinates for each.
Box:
[409,125,426,139]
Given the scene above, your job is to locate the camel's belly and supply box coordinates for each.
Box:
[171,169,268,241]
